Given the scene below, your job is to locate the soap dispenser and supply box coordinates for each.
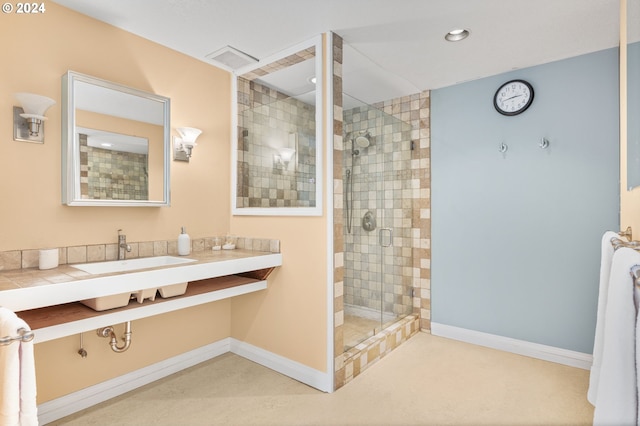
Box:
[178,226,191,256]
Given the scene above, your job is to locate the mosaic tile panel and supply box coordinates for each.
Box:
[241,47,315,82]
[0,237,281,271]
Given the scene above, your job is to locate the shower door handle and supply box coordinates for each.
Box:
[379,228,393,247]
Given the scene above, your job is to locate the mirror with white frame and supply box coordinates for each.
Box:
[62,71,170,206]
[232,35,323,216]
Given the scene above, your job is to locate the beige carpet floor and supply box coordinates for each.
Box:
[50,332,594,425]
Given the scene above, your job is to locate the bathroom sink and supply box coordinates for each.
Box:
[71,256,196,275]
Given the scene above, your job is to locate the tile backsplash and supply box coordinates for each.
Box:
[0,236,281,271]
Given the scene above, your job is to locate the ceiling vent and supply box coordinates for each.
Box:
[205,45,258,71]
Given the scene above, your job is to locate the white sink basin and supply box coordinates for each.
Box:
[71,256,196,274]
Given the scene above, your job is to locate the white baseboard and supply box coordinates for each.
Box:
[37,339,231,425]
[38,337,332,424]
[431,322,593,370]
[230,338,332,392]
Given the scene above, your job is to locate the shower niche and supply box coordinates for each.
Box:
[342,93,415,350]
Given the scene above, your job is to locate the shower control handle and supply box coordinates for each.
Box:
[379,228,393,247]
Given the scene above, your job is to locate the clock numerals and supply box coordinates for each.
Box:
[493,80,534,116]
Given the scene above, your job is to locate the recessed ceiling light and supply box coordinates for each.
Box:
[100,143,113,147]
[445,28,470,42]
[308,76,317,84]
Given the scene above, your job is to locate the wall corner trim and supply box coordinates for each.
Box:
[230,338,332,393]
[431,322,593,370]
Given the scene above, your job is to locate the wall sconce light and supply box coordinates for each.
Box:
[13,92,56,143]
[278,148,296,164]
[274,147,296,171]
[174,127,202,162]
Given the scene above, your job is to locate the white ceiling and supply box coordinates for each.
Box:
[53,0,630,104]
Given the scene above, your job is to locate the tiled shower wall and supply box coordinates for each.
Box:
[332,33,431,390]
[342,104,414,317]
[79,133,149,201]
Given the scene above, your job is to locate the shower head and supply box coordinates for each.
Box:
[355,134,370,148]
[346,131,370,157]
[352,130,371,150]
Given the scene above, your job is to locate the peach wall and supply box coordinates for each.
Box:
[1,3,231,251]
[230,217,328,371]
[1,3,330,404]
[228,35,329,373]
[35,302,231,402]
[1,3,235,402]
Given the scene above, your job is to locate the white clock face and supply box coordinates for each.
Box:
[494,80,534,116]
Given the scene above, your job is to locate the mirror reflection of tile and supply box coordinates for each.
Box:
[236,47,317,209]
[78,132,149,201]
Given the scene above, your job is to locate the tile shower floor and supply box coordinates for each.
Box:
[343,304,407,350]
[50,332,594,426]
[343,314,379,349]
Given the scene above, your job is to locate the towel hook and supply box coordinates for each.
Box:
[539,137,550,149]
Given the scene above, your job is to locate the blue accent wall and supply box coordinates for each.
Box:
[431,48,619,354]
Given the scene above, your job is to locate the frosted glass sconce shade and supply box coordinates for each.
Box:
[274,147,296,170]
[174,127,202,162]
[16,92,56,119]
[13,92,56,143]
[278,148,296,163]
[177,127,202,148]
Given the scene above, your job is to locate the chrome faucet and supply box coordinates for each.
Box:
[117,229,132,260]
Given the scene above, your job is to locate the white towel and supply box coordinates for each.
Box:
[593,247,640,426]
[588,230,619,405]
[635,276,640,426]
[0,307,38,426]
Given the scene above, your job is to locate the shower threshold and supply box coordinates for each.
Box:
[343,303,409,350]
[345,303,397,323]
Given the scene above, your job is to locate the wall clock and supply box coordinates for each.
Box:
[493,79,534,116]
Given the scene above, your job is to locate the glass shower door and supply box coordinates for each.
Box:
[378,111,414,331]
[343,135,383,349]
[342,94,414,351]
